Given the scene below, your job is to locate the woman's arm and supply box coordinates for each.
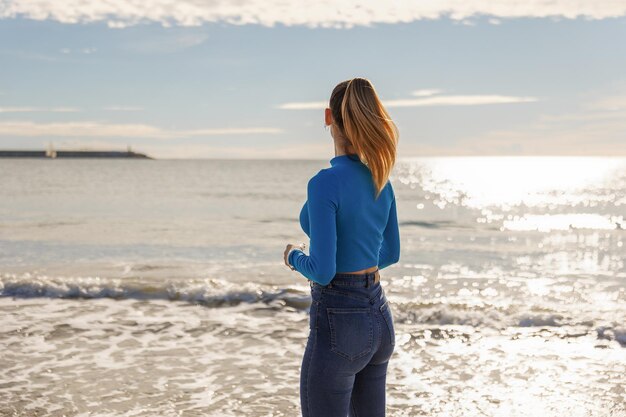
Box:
[288,169,339,285]
[378,187,400,270]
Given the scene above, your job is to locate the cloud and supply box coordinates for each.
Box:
[0,120,283,139]
[33,139,331,159]
[0,1,625,28]
[277,90,538,109]
[0,49,59,62]
[122,32,209,54]
[1,105,144,113]
[584,95,626,112]
[138,142,331,159]
[102,106,144,111]
[412,89,443,97]
[277,101,328,110]
[0,106,80,113]
[459,19,476,26]
[385,95,538,107]
[58,47,96,54]
[437,90,626,156]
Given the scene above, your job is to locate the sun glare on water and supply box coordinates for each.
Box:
[398,156,626,232]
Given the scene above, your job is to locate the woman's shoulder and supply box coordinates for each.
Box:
[309,167,339,184]
[307,168,340,196]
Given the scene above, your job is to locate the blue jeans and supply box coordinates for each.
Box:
[300,269,396,417]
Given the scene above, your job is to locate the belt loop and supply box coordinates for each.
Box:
[365,276,369,288]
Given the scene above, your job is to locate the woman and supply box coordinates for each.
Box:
[283,77,401,417]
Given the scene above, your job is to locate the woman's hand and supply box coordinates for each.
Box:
[284,243,306,270]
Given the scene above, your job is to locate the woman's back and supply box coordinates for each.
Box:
[290,153,400,284]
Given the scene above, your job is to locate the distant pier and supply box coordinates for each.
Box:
[0,143,153,159]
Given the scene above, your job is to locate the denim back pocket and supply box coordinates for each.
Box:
[326,307,373,361]
[379,300,395,346]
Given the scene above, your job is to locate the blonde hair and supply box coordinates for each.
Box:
[329,77,399,200]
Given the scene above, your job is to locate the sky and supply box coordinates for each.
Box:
[1,1,625,159]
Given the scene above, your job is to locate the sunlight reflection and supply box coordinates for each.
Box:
[503,213,624,231]
[397,156,626,230]
[411,156,622,208]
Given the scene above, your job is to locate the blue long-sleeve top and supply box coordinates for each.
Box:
[288,153,401,285]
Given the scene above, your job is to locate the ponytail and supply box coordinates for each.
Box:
[330,77,399,200]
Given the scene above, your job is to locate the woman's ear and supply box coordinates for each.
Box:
[324,107,332,126]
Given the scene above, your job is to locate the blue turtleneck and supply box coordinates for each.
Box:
[288,153,400,285]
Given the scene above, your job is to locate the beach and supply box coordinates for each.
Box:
[1,157,625,416]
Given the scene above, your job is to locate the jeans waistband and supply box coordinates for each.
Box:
[311,268,380,289]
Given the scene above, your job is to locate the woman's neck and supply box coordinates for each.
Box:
[334,142,356,157]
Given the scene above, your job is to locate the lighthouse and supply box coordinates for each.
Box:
[45,141,57,158]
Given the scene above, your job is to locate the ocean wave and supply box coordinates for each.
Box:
[400,220,456,229]
[386,301,617,333]
[0,273,311,310]
[596,326,626,347]
[1,273,622,335]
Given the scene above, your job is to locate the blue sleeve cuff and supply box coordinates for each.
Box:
[288,248,304,268]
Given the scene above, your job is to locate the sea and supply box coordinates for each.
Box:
[0,156,624,417]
